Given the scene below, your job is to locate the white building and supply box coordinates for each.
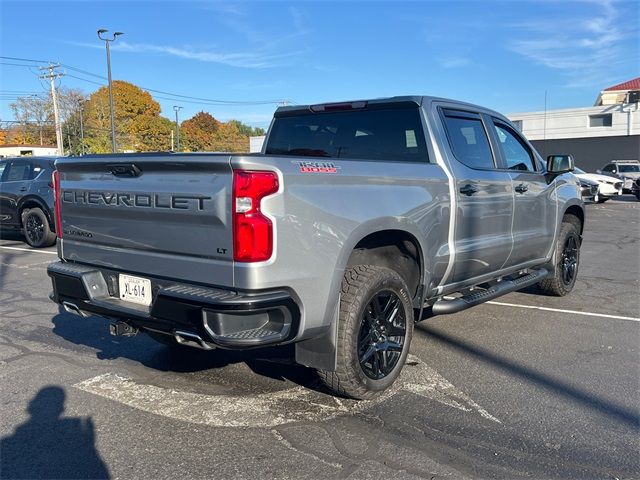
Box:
[0,144,59,158]
[508,78,640,172]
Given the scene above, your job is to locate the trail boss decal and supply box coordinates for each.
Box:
[293,161,339,173]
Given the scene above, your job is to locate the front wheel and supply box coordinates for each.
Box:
[597,196,609,203]
[318,265,414,400]
[538,220,581,296]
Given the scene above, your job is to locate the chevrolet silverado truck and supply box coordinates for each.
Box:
[47,96,584,399]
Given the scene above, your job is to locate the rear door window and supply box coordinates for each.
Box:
[441,110,495,169]
[265,106,429,162]
[5,161,32,182]
[0,162,7,182]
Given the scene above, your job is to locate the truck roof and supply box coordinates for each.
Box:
[275,95,508,121]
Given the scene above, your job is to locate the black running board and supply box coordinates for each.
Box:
[431,268,549,315]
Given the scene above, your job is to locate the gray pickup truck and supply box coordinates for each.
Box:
[48,96,584,399]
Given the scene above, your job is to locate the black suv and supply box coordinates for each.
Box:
[0,156,58,248]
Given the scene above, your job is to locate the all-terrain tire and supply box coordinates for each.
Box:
[21,208,56,248]
[538,220,581,296]
[318,265,414,400]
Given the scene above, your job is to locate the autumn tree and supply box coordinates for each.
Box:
[181,112,260,152]
[84,80,168,153]
[181,111,220,151]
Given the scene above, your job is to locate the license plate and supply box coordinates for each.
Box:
[118,274,152,306]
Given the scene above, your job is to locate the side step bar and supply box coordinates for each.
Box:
[431,268,549,316]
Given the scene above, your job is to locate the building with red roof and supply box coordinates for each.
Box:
[508,78,639,172]
[595,77,640,106]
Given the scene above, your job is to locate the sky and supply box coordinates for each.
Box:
[0,0,638,128]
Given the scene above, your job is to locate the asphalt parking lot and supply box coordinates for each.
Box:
[0,197,638,480]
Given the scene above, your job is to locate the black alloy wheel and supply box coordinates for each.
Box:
[318,265,414,399]
[357,290,407,380]
[25,211,46,246]
[561,235,578,286]
[21,208,56,248]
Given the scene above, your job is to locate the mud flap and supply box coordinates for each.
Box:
[294,299,339,371]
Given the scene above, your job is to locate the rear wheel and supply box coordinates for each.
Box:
[318,265,414,399]
[21,208,56,248]
[538,220,581,296]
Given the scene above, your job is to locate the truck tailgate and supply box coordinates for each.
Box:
[56,154,234,287]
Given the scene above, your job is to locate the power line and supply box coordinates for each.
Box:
[2,55,284,106]
[65,73,105,86]
[0,55,52,64]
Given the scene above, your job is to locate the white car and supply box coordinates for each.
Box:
[573,167,623,203]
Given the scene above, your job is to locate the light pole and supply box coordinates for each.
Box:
[78,99,86,155]
[97,28,123,153]
[173,105,182,151]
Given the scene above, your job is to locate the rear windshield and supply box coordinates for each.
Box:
[265,106,429,162]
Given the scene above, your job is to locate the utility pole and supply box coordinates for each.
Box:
[39,64,64,156]
[97,29,124,153]
[170,129,174,152]
[173,105,182,151]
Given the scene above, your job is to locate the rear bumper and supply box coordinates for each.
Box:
[47,261,301,349]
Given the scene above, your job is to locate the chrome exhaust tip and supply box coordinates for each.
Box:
[62,301,91,318]
[174,330,215,350]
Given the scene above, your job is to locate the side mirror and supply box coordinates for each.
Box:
[547,155,574,174]
[612,169,617,174]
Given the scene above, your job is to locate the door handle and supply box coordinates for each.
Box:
[19,187,28,192]
[459,184,479,196]
[515,183,529,194]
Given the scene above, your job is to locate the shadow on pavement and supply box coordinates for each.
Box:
[608,195,640,203]
[0,386,110,479]
[0,230,26,242]
[417,323,640,428]
[50,309,320,392]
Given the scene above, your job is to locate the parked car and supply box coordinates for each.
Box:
[573,167,622,203]
[47,96,584,399]
[597,160,640,193]
[0,156,58,248]
[577,176,600,203]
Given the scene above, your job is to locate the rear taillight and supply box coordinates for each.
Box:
[52,170,62,238]
[233,170,279,262]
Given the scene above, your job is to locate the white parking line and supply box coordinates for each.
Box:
[75,355,500,427]
[486,300,640,322]
[0,246,57,255]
